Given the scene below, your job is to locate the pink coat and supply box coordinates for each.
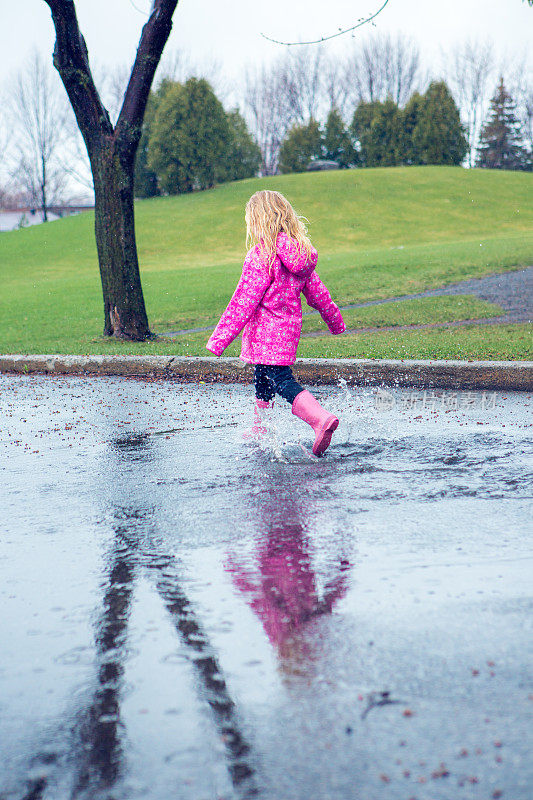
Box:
[206,233,346,365]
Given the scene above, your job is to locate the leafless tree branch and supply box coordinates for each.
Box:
[43,0,112,148]
[260,0,390,46]
[115,0,179,145]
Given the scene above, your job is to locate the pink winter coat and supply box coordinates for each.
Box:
[206,233,346,365]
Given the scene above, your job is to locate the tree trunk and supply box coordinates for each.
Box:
[43,0,179,341]
[41,154,48,222]
[92,134,151,340]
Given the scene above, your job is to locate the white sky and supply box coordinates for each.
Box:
[2,0,532,93]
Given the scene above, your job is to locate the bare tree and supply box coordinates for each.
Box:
[322,55,352,120]
[42,0,179,341]
[155,49,233,103]
[281,46,326,123]
[504,51,533,152]
[389,34,424,106]
[0,101,15,198]
[7,51,70,219]
[244,47,328,175]
[343,33,422,112]
[522,86,533,150]
[244,59,296,175]
[443,39,495,168]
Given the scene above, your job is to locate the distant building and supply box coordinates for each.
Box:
[0,205,94,232]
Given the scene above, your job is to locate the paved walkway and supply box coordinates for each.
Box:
[164,266,533,338]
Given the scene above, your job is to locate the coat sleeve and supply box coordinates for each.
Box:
[302,271,346,334]
[206,248,272,356]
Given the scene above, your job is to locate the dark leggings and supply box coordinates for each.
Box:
[254,364,304,405]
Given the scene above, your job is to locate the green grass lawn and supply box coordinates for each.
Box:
[28,322,526,361]
[1,166,531,358]
[301,294,504,333]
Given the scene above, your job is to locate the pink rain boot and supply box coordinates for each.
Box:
[292,390,339,456]
[243,399,273,440]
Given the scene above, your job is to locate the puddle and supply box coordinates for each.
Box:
[0,376,532,799]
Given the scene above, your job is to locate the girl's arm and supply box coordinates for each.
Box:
[206,247,271,356]
[302,272,346,334]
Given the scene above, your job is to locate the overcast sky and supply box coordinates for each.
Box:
[2,0,532,92]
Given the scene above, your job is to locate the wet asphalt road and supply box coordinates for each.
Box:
[1,376,532,800]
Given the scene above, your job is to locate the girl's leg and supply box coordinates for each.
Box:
[254,365,276,402]
[266,367,339,456]
[266,366,304,404]
[244,366,275,439]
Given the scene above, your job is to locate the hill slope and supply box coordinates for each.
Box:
[0,166,532,356]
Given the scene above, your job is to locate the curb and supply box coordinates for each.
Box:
[1,355,532,390]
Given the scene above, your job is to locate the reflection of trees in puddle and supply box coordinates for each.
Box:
[226,471,353,675]
[19,433,354,799]
[23,431,258,800]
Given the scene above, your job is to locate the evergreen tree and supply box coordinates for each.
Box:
[352,100,401,167]
[278,119,322,174]
[351,101,381,166]
[147,78,231,194]
[134,79,174,198]
[476,78,531,171]
[368,99,402,166]
[222,109,262,181]
[396,92,424,165]
[412,81,467,165]
[323,108,357,167]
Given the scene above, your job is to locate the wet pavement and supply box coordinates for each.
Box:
[1,375,532,800]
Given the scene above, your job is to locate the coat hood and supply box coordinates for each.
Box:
[276,232,318,278]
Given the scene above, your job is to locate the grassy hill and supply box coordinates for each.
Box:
[1,166,532,359]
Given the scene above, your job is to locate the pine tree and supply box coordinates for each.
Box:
[222,109,262,181]
[147,78,231,194]
[476,78,531,171]
[278,119,323,174]
[134,79,174,198]
[323,108,357,168]
[396,92,424,165]
[368,99,402,166]
[352,100,401,167]
[412,81,468,165]
[351,101,381,167]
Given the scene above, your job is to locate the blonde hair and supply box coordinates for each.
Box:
[245,190,313,271]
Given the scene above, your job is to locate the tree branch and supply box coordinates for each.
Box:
[261,0,390,46]
[115,0,179,149]
[43,0,112,149]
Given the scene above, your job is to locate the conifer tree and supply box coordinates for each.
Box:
[222,109,262,181]
[323,108,357,167]
[412,81,467,165]
[134,79,175,198]
[351,101,381,167]
[352,100,401,167]
[476,78,531,171]
[397,92,424,165]
[367,99,402,166]
[148,78,231,194]
[278,119,323,173]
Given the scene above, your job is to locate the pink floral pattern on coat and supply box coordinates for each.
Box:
[206,232,346,365]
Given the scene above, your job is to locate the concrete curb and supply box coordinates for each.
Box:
[1,354,532,390]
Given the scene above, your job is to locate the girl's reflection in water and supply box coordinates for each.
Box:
[226,470,352,669]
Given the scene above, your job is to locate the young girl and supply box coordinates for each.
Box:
[206,190,346,456]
